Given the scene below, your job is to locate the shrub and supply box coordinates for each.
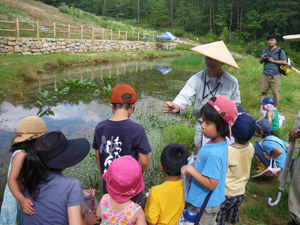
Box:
[162,123,195,148]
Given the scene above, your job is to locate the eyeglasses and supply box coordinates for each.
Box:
[205,58,219,64]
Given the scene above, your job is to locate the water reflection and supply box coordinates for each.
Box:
[0,58,200,178]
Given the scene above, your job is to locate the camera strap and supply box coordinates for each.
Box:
[194,190,213,224]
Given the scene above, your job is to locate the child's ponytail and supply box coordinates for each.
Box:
[19,149,47,201]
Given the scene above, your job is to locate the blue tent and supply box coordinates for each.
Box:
[153,66,172,75]
[155,31,177,40]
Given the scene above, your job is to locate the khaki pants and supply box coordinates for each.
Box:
[289,148,300,224]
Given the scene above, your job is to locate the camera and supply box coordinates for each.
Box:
[264,55,270,61]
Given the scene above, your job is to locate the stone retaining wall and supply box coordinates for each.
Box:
[0,37,177,55]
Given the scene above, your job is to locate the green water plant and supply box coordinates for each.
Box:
[36,90,57,107]
[62,78,96,89]
[55,86,70,94]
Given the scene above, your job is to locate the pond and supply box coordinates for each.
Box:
[0,57,201,183]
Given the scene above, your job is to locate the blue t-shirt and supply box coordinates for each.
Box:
[21,172,85,225]
[187,141,228,208]
[262,135,287,169]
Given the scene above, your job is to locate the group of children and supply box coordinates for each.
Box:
[0,83,290,225]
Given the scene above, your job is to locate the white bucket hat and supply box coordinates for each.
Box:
[191,40,240,70]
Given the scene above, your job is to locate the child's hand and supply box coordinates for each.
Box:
[83,189,96,200]
[263,152,271,161]
[83,210,99,225]
[181,165,192,175]
[20,198,35,215]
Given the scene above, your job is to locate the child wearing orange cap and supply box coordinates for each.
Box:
[92,83,152,201]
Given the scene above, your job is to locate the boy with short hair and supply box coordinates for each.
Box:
[216,106,256,225]
[144,143,189,225]
[92,83,152,195]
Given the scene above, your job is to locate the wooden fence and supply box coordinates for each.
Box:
[0,19,156,41]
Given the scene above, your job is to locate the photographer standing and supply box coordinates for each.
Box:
[259,35,287,109]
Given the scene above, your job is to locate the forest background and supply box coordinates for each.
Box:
[36,0,300,65]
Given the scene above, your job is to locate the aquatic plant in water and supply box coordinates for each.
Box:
[62,78,96,89]
[55,86,70,94]
[36,90,57,107]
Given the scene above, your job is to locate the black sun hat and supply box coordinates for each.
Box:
[38,131,90,169]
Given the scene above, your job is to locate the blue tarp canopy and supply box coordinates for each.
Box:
[155,32,177,40]
[153,67,172,75]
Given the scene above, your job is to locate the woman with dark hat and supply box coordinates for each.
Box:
[19,131,99,225]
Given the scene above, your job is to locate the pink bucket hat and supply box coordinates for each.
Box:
[103,155,145,203]
[208,96,238,137]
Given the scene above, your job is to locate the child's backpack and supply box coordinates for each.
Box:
[278,48,292,76]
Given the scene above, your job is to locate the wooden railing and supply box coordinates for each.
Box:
[0,19,156,41]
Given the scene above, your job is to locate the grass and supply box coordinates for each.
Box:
[1,44,300,225]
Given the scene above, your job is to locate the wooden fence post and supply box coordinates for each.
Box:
[110,29,112,40]
[137,32,139,41]
[80,26,83,39]
[92,27,94,39]
[125,31,127,41]
[36,21,39,38]
[53,23,56,38]
[15,19,19,38]
[118,30,120,39]
[101,28,104,40]
[68,24,70,39]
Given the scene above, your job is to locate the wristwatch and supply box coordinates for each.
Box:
[296,127,300,137]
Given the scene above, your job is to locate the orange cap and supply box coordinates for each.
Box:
[110,83,137,104]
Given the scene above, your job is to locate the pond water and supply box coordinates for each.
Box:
[0,57,201,182]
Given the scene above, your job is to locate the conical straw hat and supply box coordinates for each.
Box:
[191,41,240,70]
[283,34,300,42]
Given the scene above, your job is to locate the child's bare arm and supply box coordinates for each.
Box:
[95,150,101,173]
[96,203,101,218]
[8,151,35,215]
[181,165,219,190]
[133,208,147,225]
[138,153,149,174]
[266,111,274,125]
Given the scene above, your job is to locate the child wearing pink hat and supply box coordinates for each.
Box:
[181,96,237,225]
[96,155,146,225]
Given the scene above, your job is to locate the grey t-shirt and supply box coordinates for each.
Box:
[261,47,286,76]
[21,172,85,225]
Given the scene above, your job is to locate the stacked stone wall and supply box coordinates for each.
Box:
[0,37,177,55]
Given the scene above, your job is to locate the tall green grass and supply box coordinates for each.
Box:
[171,54,206,70]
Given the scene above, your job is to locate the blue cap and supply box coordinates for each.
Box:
[256,118,272,133]
[258,97,276,105]
[231,106,256,143]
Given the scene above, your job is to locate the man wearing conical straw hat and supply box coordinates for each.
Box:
[163,41,241,151]
[283,33,300,225]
